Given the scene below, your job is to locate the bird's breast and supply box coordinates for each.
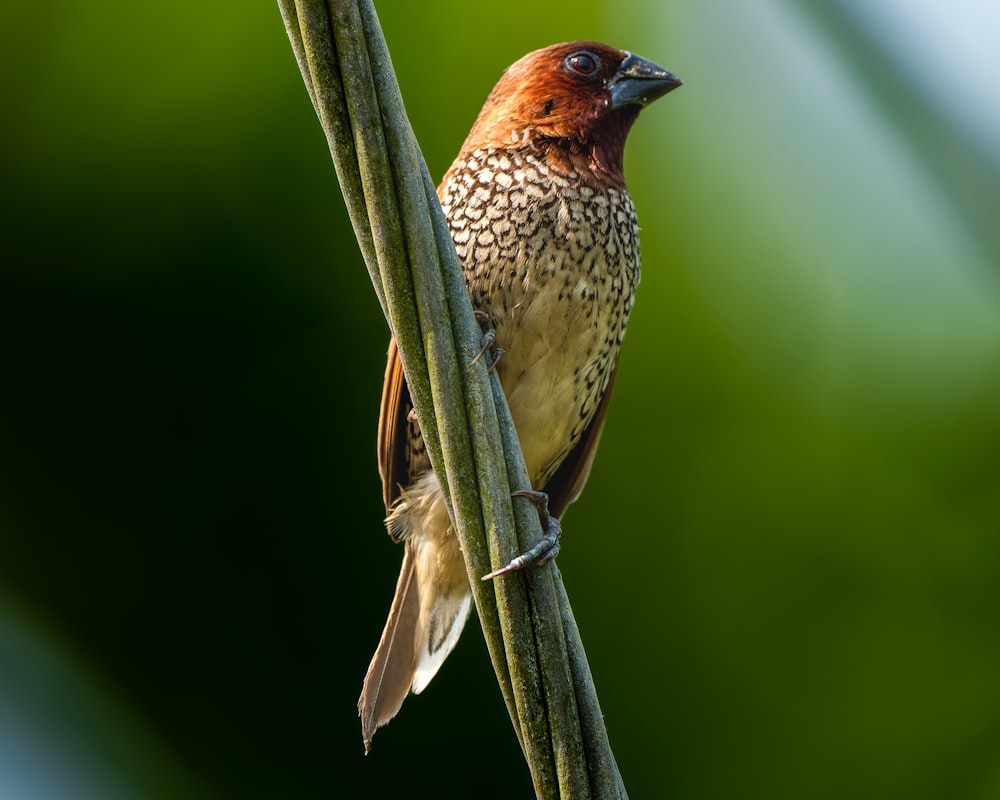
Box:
[440,147,640,486]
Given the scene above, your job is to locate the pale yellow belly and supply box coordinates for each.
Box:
[493,279,606,487]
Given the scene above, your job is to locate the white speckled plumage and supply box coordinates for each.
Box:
[440,147,639,485]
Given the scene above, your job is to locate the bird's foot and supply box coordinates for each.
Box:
[481,489,561,580]
[471,310,503,370]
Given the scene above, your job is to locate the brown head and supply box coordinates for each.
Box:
[459,41,681,188]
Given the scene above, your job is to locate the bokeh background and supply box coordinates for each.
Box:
[2,0,999,797]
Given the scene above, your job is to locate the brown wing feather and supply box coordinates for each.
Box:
[377,337,412,511]
[358,540,420,752]
[541,361,619,519]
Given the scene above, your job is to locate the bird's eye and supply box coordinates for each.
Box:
[564,51,600,78]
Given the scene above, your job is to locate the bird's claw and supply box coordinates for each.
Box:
[470,311,503,370]
[481,489,562,581]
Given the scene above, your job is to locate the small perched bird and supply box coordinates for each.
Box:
[359,41,680,751]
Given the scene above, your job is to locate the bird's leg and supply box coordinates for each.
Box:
[481,489,562,580]
[470,310,503,370]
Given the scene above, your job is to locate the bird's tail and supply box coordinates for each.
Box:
[358,480,472,752]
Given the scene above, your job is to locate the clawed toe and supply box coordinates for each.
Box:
[481,490,562,581]
[470,311,502,370]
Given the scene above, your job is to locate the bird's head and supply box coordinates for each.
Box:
[459,41,681,187]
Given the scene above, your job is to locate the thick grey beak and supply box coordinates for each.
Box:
[609,52,682,109]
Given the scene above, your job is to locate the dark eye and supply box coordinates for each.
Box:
[564,51,600,78]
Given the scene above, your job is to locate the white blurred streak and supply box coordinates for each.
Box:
[841,0,1000,164]
[0,605,198,800]
[0,609,130,800]
[638,0,1000,417]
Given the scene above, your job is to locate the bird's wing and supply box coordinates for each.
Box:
[377,337,412,511]
[541,360,619,520]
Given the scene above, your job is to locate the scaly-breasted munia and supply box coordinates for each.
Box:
[359,41,681,751]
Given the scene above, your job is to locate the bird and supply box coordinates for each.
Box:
[358,41,681,752]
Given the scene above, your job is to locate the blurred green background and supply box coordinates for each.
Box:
[2,0,999,797]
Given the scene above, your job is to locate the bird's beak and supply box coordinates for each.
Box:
[609,53,682,109]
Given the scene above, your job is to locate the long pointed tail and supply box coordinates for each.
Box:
[359,543,420,752]
[358,532,471,752]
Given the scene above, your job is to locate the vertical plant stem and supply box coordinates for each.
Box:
[276,2,628,796]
